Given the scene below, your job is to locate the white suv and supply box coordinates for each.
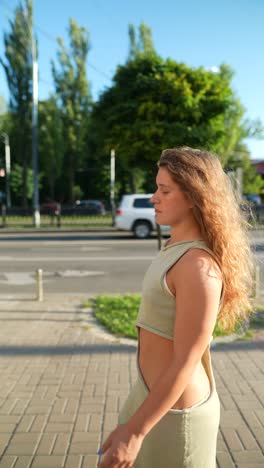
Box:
[115,194,169,239]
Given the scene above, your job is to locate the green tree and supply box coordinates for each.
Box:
[0,96,6,116]
[51,18,91,203]
[91,55,242,194]
[0,0,33,207]
[226,144,264,195]
[10,163,34,204]
[38,97,64,201]
[128,22,156,59]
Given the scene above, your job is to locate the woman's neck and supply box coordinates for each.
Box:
[167,224,202,246]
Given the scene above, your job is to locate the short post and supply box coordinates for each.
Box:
[36,268,43,301]
[110,148,116,226]
[255,265,260,300]
[57,213,61,228]
[2,204,6,227]
[156,223,162,250]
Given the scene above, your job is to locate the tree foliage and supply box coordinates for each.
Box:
[0,0,33,206]
[226,143,264,195]
[10,163,34,204]
[51,18,91,203]
[38,96,64,201]
[91,55,246,193]
[128,22,156,59]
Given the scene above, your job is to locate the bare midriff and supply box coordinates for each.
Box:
[138,327,210,410]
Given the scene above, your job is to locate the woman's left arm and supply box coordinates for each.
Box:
[98,250,222,467]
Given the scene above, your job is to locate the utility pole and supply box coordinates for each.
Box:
[32,3,40,227]
[1,133,11,208]
[110,149,116,226]
[236,167,243,197]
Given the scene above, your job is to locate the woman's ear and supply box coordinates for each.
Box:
[184,193,193,209]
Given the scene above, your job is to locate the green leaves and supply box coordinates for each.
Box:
[0,0,35,206]
[51,18,91,202]
[93,294,141,339]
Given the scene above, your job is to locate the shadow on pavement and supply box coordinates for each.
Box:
[0,343,136,356]
[0,339,263,357]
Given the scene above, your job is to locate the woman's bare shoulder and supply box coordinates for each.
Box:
[171,247,222,289]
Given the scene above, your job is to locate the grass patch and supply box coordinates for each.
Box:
[91,294,263,340]
[0,215,112,229]
[93,294,141,339]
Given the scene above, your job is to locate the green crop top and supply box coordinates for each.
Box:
[136,239,220,341]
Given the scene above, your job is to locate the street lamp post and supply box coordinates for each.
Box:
[1,133,11,208]
[32,34,40,227]
[110,148,116,226]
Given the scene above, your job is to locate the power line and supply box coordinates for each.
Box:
[0,0,112,82]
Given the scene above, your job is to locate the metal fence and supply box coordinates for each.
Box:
[255,263,264,301]
[0,206,112,227]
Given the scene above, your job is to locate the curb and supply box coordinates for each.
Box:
[81,306,242,348]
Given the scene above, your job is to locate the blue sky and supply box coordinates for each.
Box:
[0,0,263,158]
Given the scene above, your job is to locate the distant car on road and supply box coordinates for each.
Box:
[115,194,169,239]
[74,200,106,215]
[243,194,262,206]
[40,202,61,216]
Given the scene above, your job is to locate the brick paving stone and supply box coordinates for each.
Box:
[5,433,41,456]
[0,297,262,468]
[249,426,264,451]
[221,428,244,451]
[74,415,89,432]
[31,455,65,467]
[232,450,264,463]
[68,441,98,455]
[11,456,33,468]
[64,455,82,468]
[0,435,13,457]
[48,415,75,424]
[52,434,71,456]
[88,414,102,432]
[236,425,260,450]
[236,465,264,468]
[0,426,17,434]
[36,434,56,455]
[29,416,48,433]
[82,455,99,467]
[16,416,35,433]
[0,456,16,468]
[216,452,236,467]
[44,423,74,433]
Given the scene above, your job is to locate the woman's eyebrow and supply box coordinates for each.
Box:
[156,182,170,188]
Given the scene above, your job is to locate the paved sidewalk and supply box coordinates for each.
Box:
[0,297,262,468]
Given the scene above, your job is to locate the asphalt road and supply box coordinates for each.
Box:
[0,230,263,300]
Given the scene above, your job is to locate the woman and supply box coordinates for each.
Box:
[98,147,253,468]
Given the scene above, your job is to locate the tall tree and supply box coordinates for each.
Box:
[51,18,91,203]
[128,22,156,59]
[91,55,241,194]
[38,96,64,201]
[0,0,33,207]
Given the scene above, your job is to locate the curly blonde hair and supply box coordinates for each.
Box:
[158,147,255,331]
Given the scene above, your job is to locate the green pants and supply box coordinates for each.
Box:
[118,345,220,468]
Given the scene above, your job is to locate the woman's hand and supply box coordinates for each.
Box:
[98,423,144,468]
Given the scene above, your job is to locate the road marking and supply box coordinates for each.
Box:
[0,273,41,285]
[55,270,105,277]
[0,270,105,285]
[0,240,157,246]
[31,246,110,251]
[0,256,153,261]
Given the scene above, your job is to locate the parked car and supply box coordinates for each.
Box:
[40,202,61,216]
[243,194,262,207]
[115,194,169,239]
[74,199,106,215]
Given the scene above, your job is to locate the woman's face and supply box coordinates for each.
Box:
[150,167,193,226]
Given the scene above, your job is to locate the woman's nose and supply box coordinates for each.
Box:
[151,192,159,204]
